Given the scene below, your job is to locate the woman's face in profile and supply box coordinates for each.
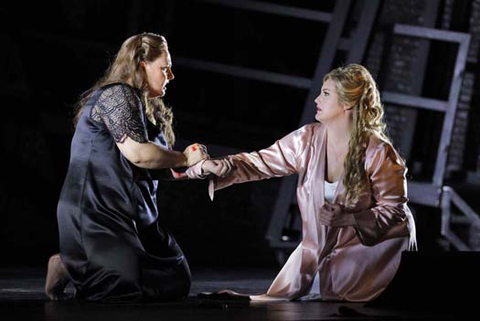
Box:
[314,79,344,123]
[142,49,175,98]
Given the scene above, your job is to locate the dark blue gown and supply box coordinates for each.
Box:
[57,83,191,302]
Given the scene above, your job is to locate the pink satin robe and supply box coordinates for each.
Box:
[187,122,417,302]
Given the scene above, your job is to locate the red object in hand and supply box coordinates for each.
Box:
[191,146,198,152]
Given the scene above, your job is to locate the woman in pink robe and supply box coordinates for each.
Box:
[188,64,417,302]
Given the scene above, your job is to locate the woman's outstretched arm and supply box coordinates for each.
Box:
[187,125,313,195]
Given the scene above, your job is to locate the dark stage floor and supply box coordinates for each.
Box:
[0,266,462,320]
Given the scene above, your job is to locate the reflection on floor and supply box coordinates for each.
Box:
[0,266,462,320]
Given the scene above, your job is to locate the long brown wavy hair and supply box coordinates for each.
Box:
[324,64,393,206]
[74,32,175,146]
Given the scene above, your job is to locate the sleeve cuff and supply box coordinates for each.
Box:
[185,159,208,179]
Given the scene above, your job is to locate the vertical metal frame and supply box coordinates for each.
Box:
[381,24,471,190]
[441,186,480,251]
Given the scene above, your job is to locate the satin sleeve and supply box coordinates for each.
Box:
[186,125,312,199]
[353,141,410,246]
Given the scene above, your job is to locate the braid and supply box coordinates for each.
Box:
[324,64,391,207]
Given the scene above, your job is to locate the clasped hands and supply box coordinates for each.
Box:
[318,202,356,227]
[182,143,233,178]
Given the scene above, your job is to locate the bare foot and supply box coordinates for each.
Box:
[45,254,70,300]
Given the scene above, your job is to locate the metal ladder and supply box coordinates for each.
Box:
[382,24,479,250]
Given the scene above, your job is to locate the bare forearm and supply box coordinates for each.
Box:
[133,142,187,169]
[118,137,208,170]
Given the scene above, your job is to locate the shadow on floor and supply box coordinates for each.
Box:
[0,266,463,320]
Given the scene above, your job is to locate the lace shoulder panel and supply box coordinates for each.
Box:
[92,84,148,143]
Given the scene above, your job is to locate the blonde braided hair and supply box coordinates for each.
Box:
[324,64,392,206]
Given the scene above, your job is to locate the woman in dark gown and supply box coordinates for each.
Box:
[45,33,212,302]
